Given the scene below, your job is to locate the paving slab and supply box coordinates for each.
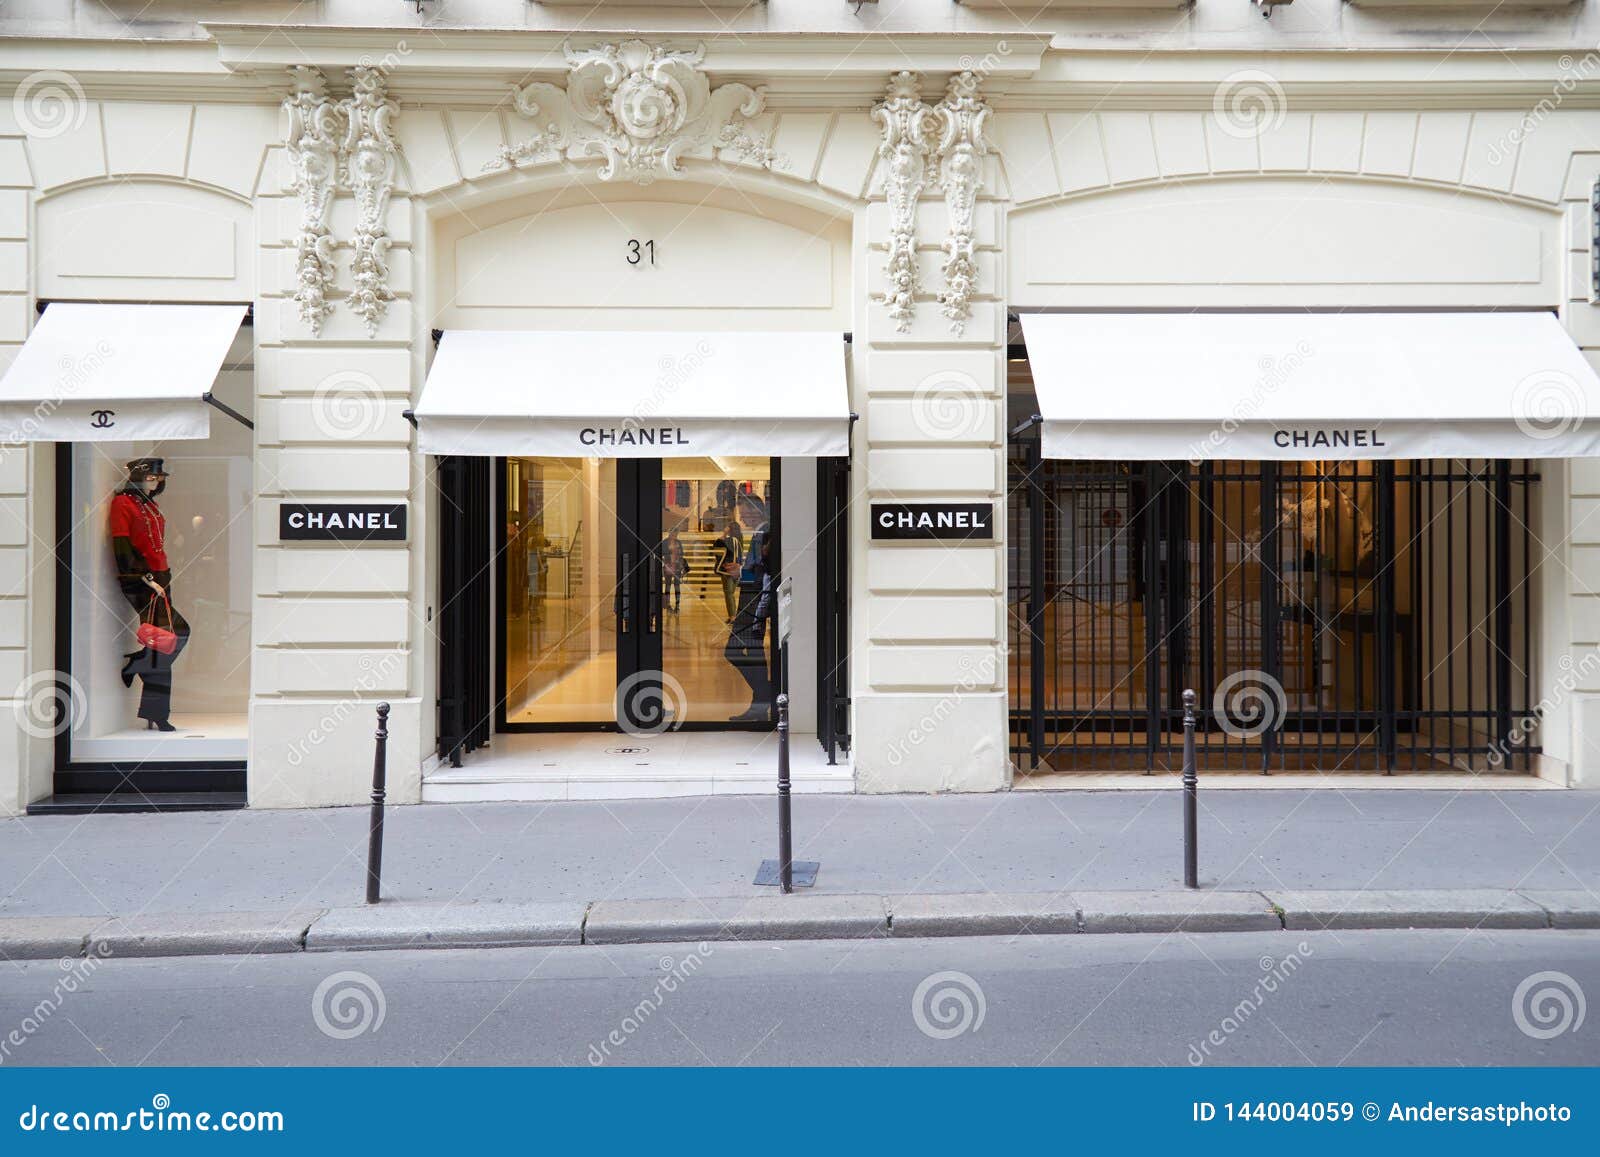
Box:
[889,892,1080,938]
[1268,889,1548,931]
[1515,890,1600,929]
[87,909,323,958]
[584,895,889,945]
[1076,890,1280,934]
[0,915,102,961]
[306,901,586,951]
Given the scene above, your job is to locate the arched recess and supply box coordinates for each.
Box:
[1007,175,1564,310]
[417,162,860,764]
[425,163,857,332]
[35,178,254,302]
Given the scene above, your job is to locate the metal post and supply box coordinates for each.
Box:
[1182,688,1198,889]
[365,702,391,905]
[776,691,793,893]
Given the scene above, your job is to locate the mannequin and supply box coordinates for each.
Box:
[109,457,190,731]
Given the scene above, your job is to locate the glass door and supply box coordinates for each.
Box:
[654,457,777,729]
[499,455,778,733]
[501,456,619,725]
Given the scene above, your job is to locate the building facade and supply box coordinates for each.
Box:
[1,0,1598,813]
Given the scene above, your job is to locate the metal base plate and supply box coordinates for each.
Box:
[753,860,820,888]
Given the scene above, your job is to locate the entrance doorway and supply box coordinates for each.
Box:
[498,456,780,734]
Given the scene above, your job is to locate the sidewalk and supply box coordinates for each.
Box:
[2,789,1597,958]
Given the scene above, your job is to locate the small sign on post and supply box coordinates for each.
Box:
[776,576,794,646]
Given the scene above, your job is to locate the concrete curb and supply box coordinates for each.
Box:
[585,895,890,945]
[1266,889,1550,931]
[3,889,1596,961]
[305,901,586,952]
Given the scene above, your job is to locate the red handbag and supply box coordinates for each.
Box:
[137,593,179,655]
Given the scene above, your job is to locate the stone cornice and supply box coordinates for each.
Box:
[201,24,1047,104]
[1,34,1597,110]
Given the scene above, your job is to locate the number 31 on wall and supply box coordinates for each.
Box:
[626,239,656,266]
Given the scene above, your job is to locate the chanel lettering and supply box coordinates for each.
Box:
[279,502,408,542]
[1273,429,1388,449]
[579,426,689,447]
[869,502,995,542]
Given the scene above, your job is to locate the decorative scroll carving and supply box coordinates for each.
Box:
[282,67,343,336]
[488,82,571,172]
[932,71,991,337]
[873,71,935,334]
[496,39,774,183]
[341,67,401,337]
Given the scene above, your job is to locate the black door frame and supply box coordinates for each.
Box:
[494,455,782,734]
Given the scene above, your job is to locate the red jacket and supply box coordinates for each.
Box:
[109,492,169,573]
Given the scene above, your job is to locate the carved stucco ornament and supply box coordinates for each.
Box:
[872,71,936,334]
[341,67,401,337]
[495,40,775,183]
[932,71,991,337]
[282,67,343,336]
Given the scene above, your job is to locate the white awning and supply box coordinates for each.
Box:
[1021,312,1600,460]
[0,303,247,443]
[416,330,850,458]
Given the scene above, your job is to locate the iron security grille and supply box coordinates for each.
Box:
[1008,445,1541,775]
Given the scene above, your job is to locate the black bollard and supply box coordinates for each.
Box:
[776,692,793,893]
[365,702,391,905]
[1182,688,1198,889]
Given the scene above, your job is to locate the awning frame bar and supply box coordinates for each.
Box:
[203,392,254,432]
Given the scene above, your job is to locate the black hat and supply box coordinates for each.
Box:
[126,458,168,480]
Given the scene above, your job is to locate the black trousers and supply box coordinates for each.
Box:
[119,573,191,724]
[723,584,774,719]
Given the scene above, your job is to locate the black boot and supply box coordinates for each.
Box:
[146,719,176,733]
[120,652,142,689]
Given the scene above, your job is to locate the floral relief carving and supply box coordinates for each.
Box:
[496,39,775,183]
[282,67,344,336]
[341,67,401,337]
[873,71,935,334]
[932,71,991,337]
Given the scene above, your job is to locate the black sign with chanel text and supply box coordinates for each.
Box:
[870,502,994,542]
[279,503,407,542]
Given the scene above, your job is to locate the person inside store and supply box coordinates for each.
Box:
[660,527,688,613]
[712,521,741,621]
[724,523,775,724]
[110,457,190,732]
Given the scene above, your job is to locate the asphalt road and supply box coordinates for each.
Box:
[2,930,1596,1066]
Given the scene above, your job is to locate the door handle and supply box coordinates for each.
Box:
[618,551,631,634]
[648,553,661,634]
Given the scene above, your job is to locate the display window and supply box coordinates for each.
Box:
[58,328,254,765]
